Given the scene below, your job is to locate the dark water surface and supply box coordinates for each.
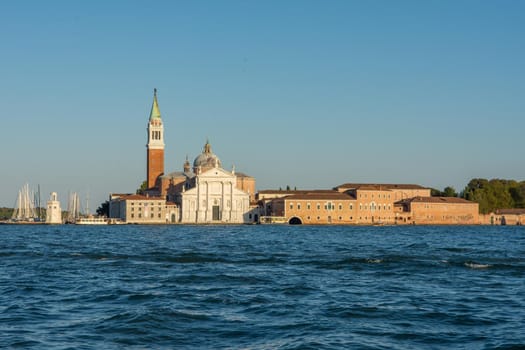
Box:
[1,225,524,349]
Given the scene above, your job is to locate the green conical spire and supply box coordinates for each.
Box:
[149,88,162,120]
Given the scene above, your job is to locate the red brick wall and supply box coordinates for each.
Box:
[236,177,256,203]
[147,148,164,189]
[408,202,479,225]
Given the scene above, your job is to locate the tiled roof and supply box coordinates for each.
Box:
[161,171,194,179]
[495,208,525,215]
[235,172,254,178]
[336,183,427,190]
[351,185,393,191]
[258,189,335,194]
[398,196,475,204]
[284,191,356,201]
[114,194,165,201]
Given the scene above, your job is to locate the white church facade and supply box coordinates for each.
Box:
[178,167,250,224]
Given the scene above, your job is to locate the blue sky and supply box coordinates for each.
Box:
[1,0,524,210]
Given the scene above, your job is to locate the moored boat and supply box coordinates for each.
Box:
[75,217,108,225]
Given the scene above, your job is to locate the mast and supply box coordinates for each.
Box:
[67,192,82,222]
[36,184,42,220]
[11,184,37,221]
[11,190,21,220]
[85,192,89,216]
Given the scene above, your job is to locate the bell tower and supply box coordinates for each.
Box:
[146,88,165,189]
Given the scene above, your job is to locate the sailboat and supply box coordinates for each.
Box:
[11,184,39,223]
[66,192,81,224]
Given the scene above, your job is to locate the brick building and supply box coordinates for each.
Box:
[395,196,479,225]
[109,194,178,224]
[481,209,525,225]
[260,184,480,225]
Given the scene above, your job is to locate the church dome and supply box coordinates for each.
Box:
[193,141,221,171]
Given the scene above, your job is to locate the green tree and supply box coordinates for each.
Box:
[431,186,457,197]
[0,207,14,220]
[136,180,147,195]
[430,188,442,196]
[96,201,109,217]
[461,178,524,213]
[510,182,525,208]
[443,186,457,197]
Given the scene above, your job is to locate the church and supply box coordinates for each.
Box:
[110,89,256,224]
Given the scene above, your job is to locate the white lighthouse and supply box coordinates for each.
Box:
[46,192,62,224]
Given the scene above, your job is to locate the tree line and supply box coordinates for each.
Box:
[432,179,525,214]
[461,179,525,214]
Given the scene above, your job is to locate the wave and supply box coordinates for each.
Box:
[464,262,491,269]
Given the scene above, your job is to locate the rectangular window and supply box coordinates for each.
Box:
[339,204,342,210]
[290,203,293,210]
[317,203,320,210]
[307,203,311,210]
[297,203,301,210]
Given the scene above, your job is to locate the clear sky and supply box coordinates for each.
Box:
[1,0,524,211]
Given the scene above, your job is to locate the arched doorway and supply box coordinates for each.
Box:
[289,217,302,225]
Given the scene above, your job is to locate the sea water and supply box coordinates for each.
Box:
[1,225,524,349]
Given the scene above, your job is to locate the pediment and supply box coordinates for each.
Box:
[198,167,235,179]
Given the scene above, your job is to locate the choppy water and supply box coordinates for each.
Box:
[1,225,524,349]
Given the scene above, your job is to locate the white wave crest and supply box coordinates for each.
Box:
[367,259,383,264]
[465,262,491,269]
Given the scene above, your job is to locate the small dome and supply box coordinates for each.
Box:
[193,141,221,171]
